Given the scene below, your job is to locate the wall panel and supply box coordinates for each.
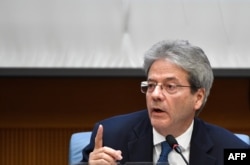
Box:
[0,128,82,165]
[0,77,249,165]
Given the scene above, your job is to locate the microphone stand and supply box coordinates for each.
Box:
[173,144,189,165]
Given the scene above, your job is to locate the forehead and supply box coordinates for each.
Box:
[147,59,189,82]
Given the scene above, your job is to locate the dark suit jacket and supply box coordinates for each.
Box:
[82,110,249,165]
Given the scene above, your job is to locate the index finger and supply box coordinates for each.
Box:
[94,124,103,149]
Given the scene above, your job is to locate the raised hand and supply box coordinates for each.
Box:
[89,125,123,165]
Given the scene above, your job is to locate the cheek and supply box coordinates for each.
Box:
[145,94,151,104]
[171,95,194,114]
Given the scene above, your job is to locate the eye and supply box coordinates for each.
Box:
[148,82,156,89]
[165,84,177,92]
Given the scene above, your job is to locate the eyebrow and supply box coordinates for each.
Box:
[164,77,178,81]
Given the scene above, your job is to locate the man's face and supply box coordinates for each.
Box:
[146,59,204,136]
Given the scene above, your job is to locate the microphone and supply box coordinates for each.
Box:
[166,135,189,165]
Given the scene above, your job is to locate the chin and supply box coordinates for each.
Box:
[150,118,171,133]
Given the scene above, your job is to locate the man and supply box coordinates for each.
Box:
[81,40,249,165]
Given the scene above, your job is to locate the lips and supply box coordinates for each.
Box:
[152,108,164,113]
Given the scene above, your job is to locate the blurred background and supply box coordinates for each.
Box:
[0,0,249,165]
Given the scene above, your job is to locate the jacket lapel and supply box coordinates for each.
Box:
[127,115,153,163]
[189,118,216,165]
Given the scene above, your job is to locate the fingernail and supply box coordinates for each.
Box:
[117,151,123,160]
[118,155,123,160]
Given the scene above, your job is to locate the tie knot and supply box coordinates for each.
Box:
[157,141,172,164]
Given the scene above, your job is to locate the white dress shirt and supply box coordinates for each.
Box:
[153,120,194,165]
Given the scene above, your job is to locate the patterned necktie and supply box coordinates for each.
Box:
[157,141,172,164]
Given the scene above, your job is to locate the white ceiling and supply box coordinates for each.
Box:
[0,0,250,68]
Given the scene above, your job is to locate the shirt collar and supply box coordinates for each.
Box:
[153,120,194,151]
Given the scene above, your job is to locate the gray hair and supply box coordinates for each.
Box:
[143,40,214,114]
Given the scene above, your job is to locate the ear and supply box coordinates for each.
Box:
[194,88,205,111]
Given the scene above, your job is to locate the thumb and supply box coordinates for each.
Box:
[94,124,103,149]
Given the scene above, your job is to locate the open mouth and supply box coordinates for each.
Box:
[153,108,164,113]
